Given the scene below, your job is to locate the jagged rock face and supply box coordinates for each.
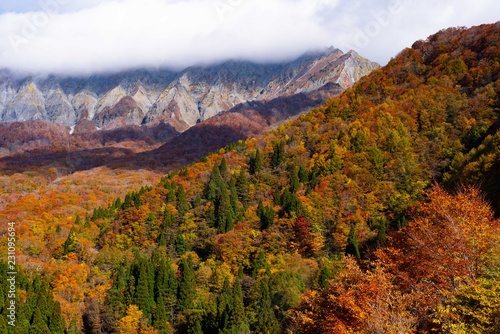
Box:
[0,48,379,132]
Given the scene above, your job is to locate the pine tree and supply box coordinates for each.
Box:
[271,141,285,169]
[252,250,270,278]
[206,165,223,201]
[219,157,228,175]
[249,148,263,174]
[318,266,333,289]
[153,256,177,332]
[254,279,279,334]
[215,183,235,233]
[377,218,387,247]
[163,210,176,229]
[67,318,80,334]
[178,256,196,312]
[228,178,239,212]
[123,193,133,210]
[74,214,82,225]
[29,308,50,334]
[48,301,66,334]
[289,166,300,193]
[298,165,308,183]
[165,182,177,203]
[187,310,204,334]
[218,278,233,333]
[346,224,361,259]
[236,170,250,206]
[134,259,155,320]
[281,189,302,217]
[176,184,191,219]
[257,200,275,230]
[175,233,190,256]
[231,279,250,333]
[62,227,78,255]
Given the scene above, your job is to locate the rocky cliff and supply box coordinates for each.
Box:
[0,48,378,132]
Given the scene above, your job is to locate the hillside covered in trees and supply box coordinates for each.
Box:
[1,22,500,333]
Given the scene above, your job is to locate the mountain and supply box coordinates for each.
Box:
[2,22,500,334]
[0,48,378,133]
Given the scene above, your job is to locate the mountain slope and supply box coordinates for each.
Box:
[0,48,377,132]
[1,22,500,333]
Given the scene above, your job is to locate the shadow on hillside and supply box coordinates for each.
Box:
[0,84,337,176]
[0,124,249,176]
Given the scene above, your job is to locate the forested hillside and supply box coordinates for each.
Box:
[1,22,500,333]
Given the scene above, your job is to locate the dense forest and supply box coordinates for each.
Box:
[1,22,500,333]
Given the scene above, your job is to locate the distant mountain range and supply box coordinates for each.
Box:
[0,48,378,133]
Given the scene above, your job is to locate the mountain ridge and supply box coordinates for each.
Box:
[0,48,378,132]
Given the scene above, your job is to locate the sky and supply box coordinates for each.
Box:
[0,0,498,75]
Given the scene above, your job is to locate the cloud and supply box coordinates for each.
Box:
[0,0,498,75]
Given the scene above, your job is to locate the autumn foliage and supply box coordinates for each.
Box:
[1,23,500,333]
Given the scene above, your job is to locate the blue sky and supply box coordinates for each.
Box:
[0,0,498,75]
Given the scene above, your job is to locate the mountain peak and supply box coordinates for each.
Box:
[0,49,378,132]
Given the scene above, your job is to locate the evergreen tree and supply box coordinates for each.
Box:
[346,224,361,259]
[298,165,308,183]
[206,165,223,201]
[289,166,300,193]
[48,301,66,334]
[175,233,190,256]
[271,141,285,169]
[252,250,270,278]
[178,256,197,312]
[217,278,233,333]
[74,214,82,225]
[153,256,177,331]
[134,259,155,320]
[235,170,250,206]
[202,296,219,333]
[249,148,263,174]
[377,218,387,247]
[281,189,302,217]
[84,216,91,228]
[254,279,279,334]
[29,308,50,334]
[176,184,191,219]
[163,210,176,229]
[257,200,275,230]
[187,310,204,334]
[231,279,250,333]
[123,193,133,210]
[107,263,128,318]
[318,266,333,289]
[67,318,80,334]
[133,191,141,209]
[63,227,78,255]
[219,157,228,175]
[215,183,235,233]
[165,182,177,203]
[228,178,240,218]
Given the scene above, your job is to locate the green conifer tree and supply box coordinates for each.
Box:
[176,184,191,219]
[252,250,270,278]
[249,148,263,174]
[62,227,78,255]
[271,142,285,169]
[289,166,300,193]
[29,308,50,334]
[235,170,250,206]
[178,256,196,312]
[254,279,279,334]
[231,279,250,334]
[346,224,361,259]
[219,157,228,175]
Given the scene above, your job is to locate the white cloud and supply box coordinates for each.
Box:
[0,0,498,75]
